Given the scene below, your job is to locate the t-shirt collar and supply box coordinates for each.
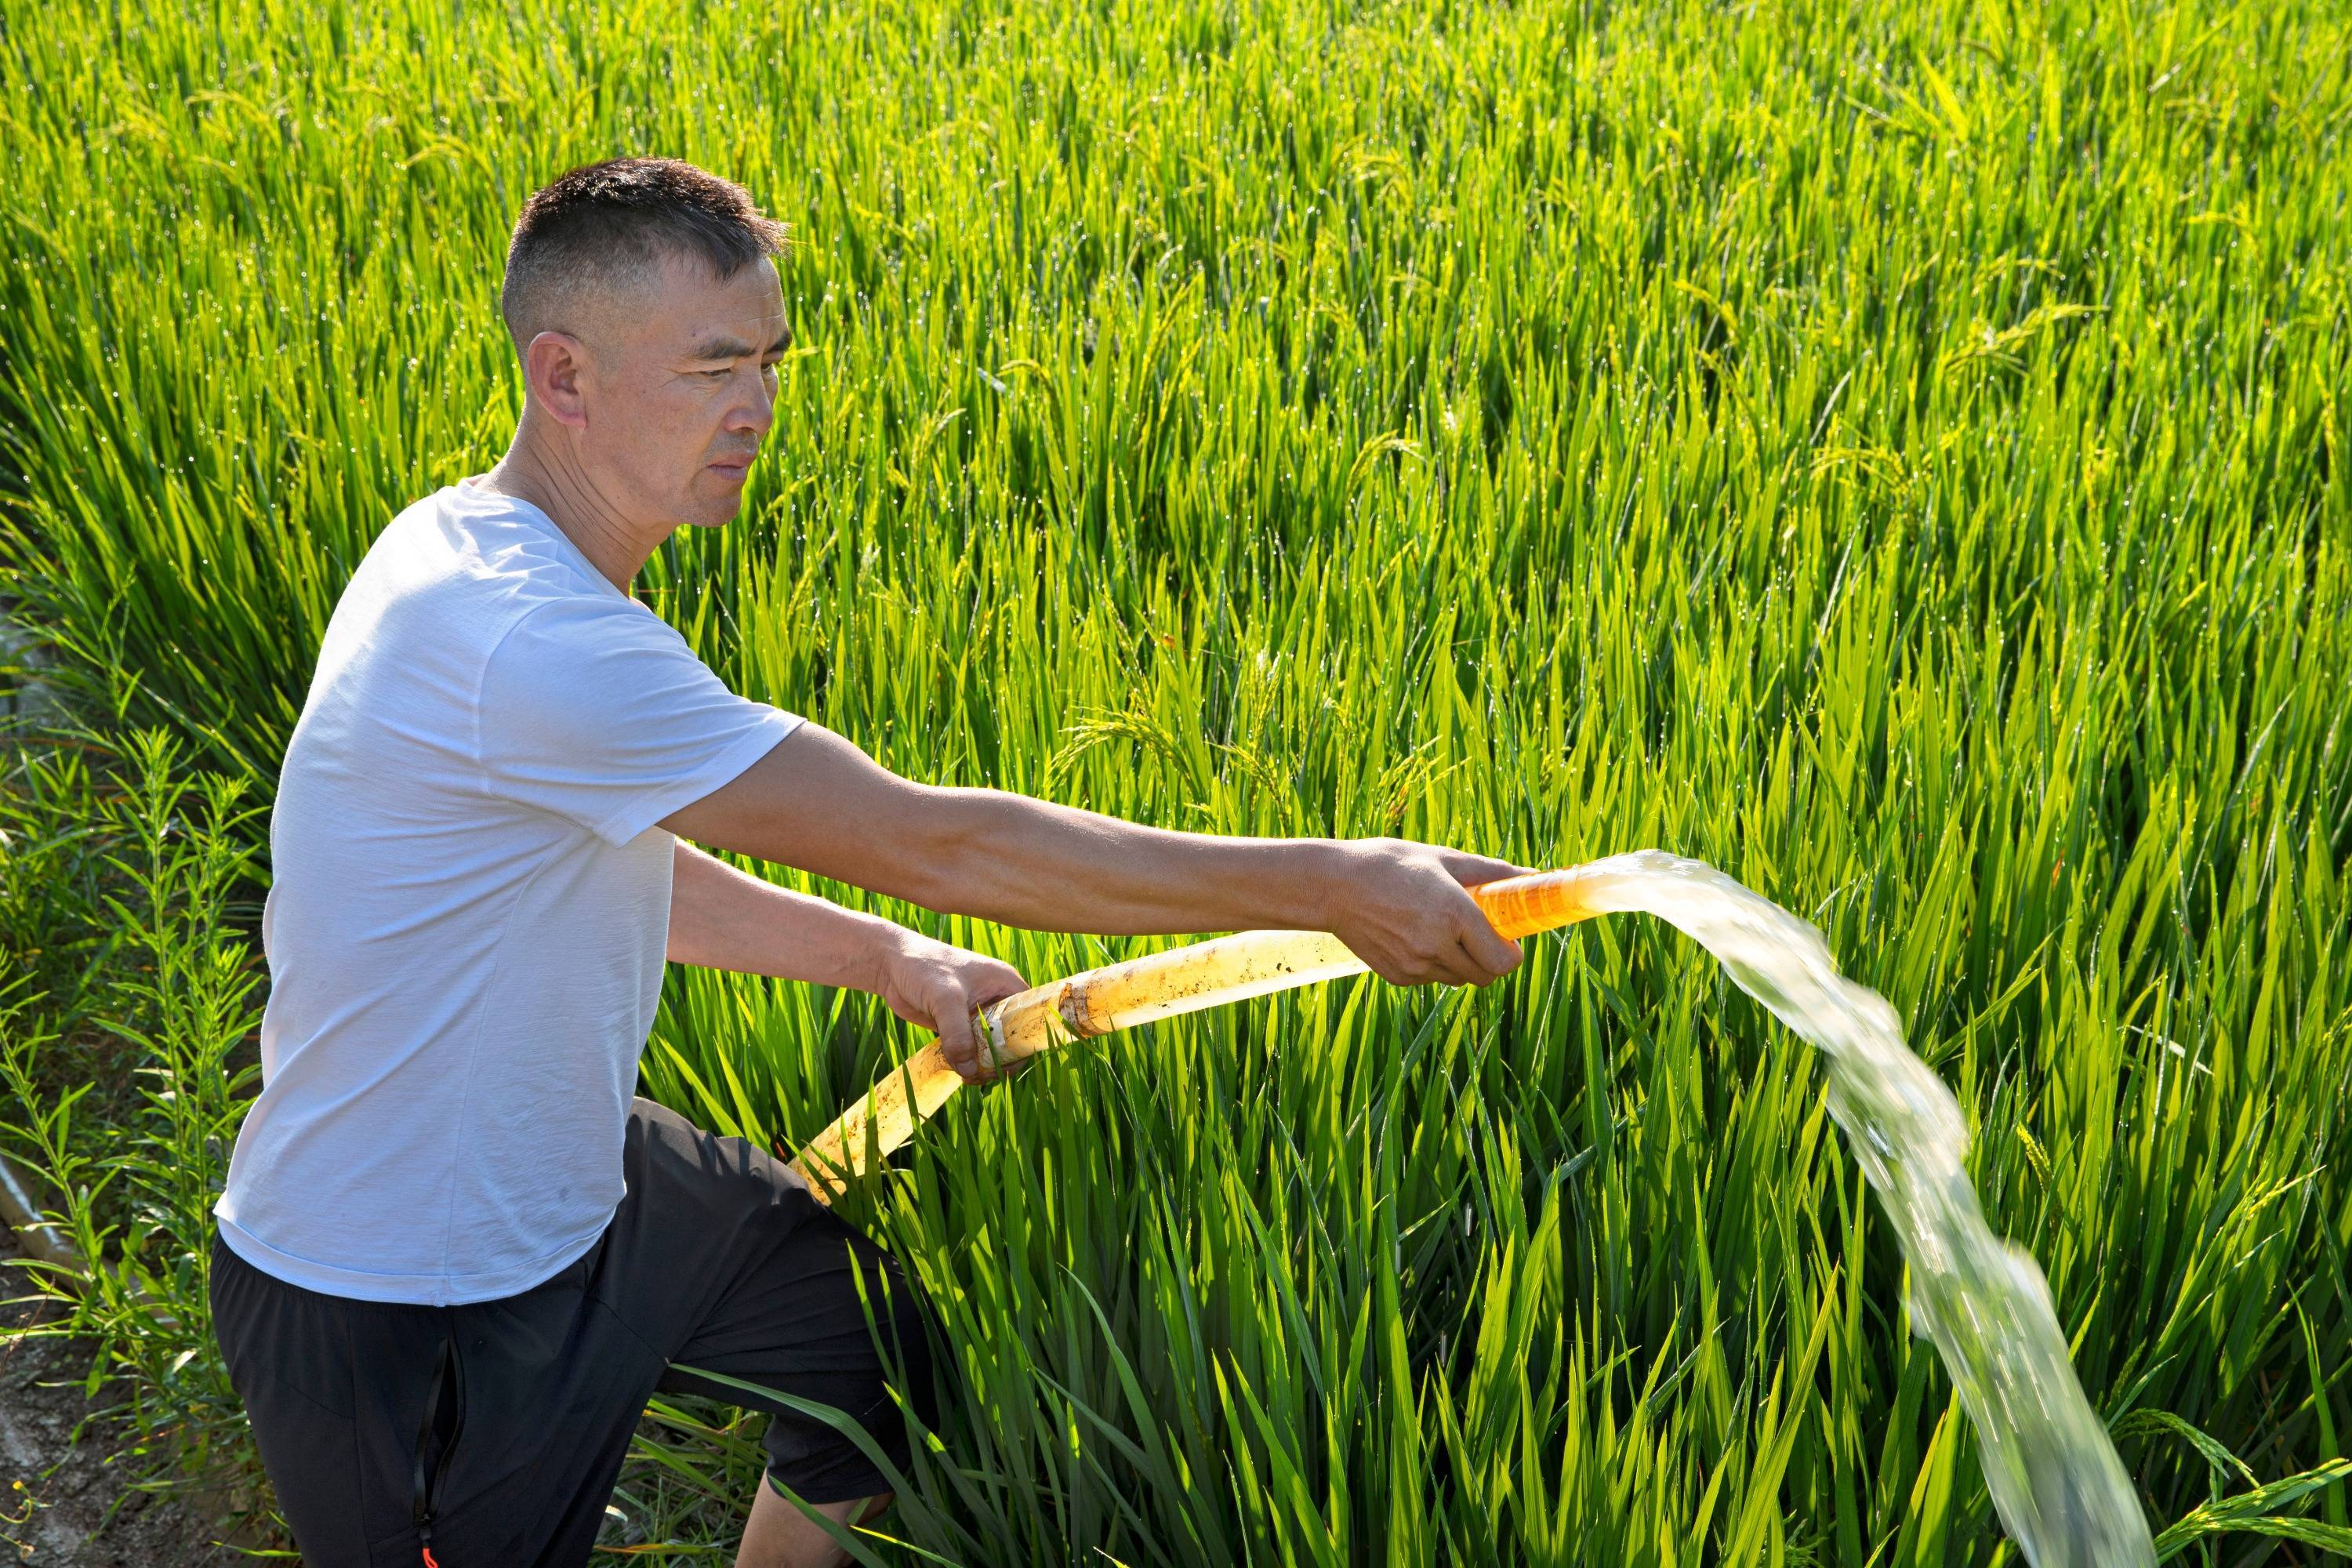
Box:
[448,475,636,606]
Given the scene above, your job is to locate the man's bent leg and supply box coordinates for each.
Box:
[738,1484,893,1568]
[620,1101,946,1512]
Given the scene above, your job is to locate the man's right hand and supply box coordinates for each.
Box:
[1318,838,1534,988]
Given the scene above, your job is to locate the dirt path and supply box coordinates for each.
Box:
[0,1228,241,1566]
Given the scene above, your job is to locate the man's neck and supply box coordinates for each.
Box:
[474,443,663,596]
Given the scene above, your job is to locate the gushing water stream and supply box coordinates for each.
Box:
[1563,851,2154,1567]
[793,848,2156,1565]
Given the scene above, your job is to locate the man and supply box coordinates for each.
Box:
[209,156,1527,1568]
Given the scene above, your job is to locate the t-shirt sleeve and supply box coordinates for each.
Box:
[475,595,803,847]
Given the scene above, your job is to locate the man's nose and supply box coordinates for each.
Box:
[728,388,775,436]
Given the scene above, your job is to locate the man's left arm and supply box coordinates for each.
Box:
[667,839,1031,1081]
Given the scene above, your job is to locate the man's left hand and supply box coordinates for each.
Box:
[870,928,1032,1085]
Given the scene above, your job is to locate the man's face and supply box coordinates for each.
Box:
[570,249,791,532]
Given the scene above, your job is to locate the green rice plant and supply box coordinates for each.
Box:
[3,0,2349,1559]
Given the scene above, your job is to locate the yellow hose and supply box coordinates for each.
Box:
[786,867,1605,1203]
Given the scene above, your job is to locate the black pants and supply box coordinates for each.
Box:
[209,1096,942,1567]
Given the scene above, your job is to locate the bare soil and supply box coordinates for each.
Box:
[0,1228,248,1567]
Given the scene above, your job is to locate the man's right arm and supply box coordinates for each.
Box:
[658,721,1528,988]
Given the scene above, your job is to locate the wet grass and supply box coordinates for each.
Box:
[2,0,2349,1560]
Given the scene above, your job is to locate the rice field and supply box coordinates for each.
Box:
[2,0,2349,1561]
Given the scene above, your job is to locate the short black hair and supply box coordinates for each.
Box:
[499,157,793,357]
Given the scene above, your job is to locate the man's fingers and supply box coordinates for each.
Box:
[1412,938,1481,988]
[1458,917,1524,982]
[1374,920,1520,988]
[1433,879,1522,979]
[1371,950,1444,988]
[964,968,1029,1083]
[933,995,993,1085]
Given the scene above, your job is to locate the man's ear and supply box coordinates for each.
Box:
[524,330,593,429]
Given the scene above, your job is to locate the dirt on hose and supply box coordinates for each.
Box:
[0,1227,241,1566]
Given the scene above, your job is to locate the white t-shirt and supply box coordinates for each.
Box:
[213,475,801,1305]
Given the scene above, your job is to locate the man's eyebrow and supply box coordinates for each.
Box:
[685,325,793,362]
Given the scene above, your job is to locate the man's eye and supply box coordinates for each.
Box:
[702,367,732,378]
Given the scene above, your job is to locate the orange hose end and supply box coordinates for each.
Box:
[1471,870,1599,942]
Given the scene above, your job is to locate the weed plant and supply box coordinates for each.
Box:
[0,723,275,1535]
[2,0,2349,1562]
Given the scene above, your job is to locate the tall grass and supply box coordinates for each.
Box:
[2,0,2348,1560]
[0,722,278,1535]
